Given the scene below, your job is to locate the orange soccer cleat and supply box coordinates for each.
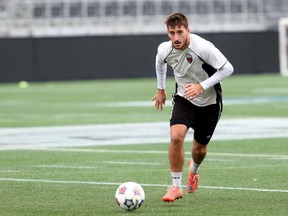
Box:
[162,186,183,202]
[186,160,199,193]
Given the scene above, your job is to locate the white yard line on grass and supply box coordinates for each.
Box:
[0,170,21,173]
[35,162,165,168]
[204,158,236,162]
[33,148,288,160]
[103,161,165,165]
[0,177,287,193]
[36,165,96,169]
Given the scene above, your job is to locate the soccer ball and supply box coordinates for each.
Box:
[115,182,145,211]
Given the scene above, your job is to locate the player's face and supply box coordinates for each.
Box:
[167,25,190,50]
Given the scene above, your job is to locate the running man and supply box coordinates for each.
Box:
[151,12,234,202]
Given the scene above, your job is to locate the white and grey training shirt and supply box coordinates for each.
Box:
[155,33,234,107]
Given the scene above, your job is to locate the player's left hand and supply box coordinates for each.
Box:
[184,84,204,100]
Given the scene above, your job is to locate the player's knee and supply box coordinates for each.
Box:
[193,147,206,156]
[170,132,185,145]
[193,140,207,155]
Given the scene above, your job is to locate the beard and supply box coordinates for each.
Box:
[173,38,188,50]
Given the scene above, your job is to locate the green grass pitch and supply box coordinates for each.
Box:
[0,74,287,215]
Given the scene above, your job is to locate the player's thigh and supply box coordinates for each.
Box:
[194,103,221,144]
[170,95,195,128]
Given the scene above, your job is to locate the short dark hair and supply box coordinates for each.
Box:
[165,13,189,29]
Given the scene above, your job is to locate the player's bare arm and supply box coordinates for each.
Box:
[151,89,167,110]
[183,84,204,100]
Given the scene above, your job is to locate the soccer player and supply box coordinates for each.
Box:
[151,12,234,202]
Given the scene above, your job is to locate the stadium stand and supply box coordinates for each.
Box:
[0,0,287,38]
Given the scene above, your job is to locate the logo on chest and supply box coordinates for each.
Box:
[186,54,193,64]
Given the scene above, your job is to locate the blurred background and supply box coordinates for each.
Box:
[0,0,287,82]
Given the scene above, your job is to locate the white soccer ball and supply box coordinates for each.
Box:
[115,182,145,211]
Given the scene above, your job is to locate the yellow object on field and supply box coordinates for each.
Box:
[18,81,29,88]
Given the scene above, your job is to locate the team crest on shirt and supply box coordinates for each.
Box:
[186,54,193,63]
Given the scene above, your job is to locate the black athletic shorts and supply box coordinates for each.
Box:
[170,94,222,145]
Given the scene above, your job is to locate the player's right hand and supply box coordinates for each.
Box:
[151,89,166,110]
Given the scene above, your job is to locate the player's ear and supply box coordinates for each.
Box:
[187,27,191,33]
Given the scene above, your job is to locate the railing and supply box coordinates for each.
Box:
[0,0,287,38]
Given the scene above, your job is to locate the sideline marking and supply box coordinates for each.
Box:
[0,178,287,193]
[1,118,288,150]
